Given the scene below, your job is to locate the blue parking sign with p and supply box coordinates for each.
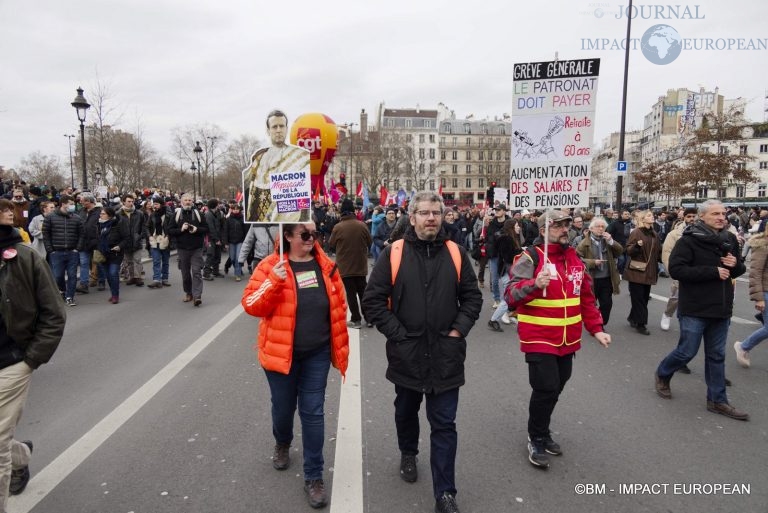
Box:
[617,161,627,172]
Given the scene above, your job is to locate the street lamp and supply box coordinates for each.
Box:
[207,136,218,198]
[190,161,197,200]
[64,134,75,189]
[71,87,90,190]
[193,141,203,199]
[346,122,357,193]
[94,168,102,186]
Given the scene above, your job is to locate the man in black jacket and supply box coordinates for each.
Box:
[167,194,208,306]
[607,210,633,273]
[203,199,224,280]
[655,200,748,420]
[43,195,84,306]
[362,192,482,513]
[116,194,147,287]
[76,194,101,294]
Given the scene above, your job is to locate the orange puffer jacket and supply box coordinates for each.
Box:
[241,245,349,377]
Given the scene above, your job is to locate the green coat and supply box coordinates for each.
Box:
[576,235,623,295]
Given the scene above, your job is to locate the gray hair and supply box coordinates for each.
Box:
[408,192,444,216]
[181,193,194,201]
[589,216,608,229]
[698,199,723,217]
[81,194,96,204]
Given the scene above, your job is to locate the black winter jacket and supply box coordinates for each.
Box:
[484,216,507,258]
[362,226,483,394]
[116,208,147,252]
[669,221,746,319]
[43,209,85,253]
[80,206,102,251]
[167,208,208,250]
[222,214,246,245]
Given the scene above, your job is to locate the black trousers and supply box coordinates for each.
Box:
[342,276,367,323]
[627,281,651,326]
[526,353,573,438]
[593,276,613,326]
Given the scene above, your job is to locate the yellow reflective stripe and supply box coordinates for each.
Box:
[517,314,582,326]
[527,297,580,308]
[520,338,582,347]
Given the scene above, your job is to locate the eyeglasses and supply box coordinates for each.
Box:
[297,231,321,241]
[415,210,442,218]
[12,196,23,200]
[550,220,572,229]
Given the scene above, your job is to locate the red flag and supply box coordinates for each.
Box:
[379,186,389,206]
[356,181,363,197]
[313,181,322,201]
[235,190,243,204]
[438,184,443,197]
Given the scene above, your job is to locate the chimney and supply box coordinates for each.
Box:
[360,109,368,141]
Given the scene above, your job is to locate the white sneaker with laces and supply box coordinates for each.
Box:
[501,312,511,325]
[660,314,671,331]
[733,341,750,368]
[492,301,500,309]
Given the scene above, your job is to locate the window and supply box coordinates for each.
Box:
[479,178,485,188]
[429,134,435,143]
[429,149,435,159]
[419,134,425,144]
[429,179,435,191]
[452,165,458,174]
[505,151,510,160]
[386,119,394,127]
[452,137,457,147]
[716,187,726,198]
[496,150,502,161]
[419,163,425,173]
[479,164,485,174]
[488,151,493,161]
[478,151,484,160]
[406,134,413,143]
[440,151,446,160]
[440,178,446,187]
[466,178,472,188]
[499,125,506,135]
[466,137,471,147]
[759,184,767,197]
[419,148,425,159]
[443,123,451,133]
[760,144,768,153]
[466,151,472,160]
[697,186,708,198]
[466,164,471,174]
[452,151,458,160]
[452,178,458,188]
[430,163,436,173]
[440,136,445,145]
[736,162,746,171]
[740,145,748,155]
[736,185,745,197]
[464,123,471,134]
[718,146,729,155]
[482,124,488,134]
[760,161,768,169]
[405,119,412,128]
[424,120,431,128]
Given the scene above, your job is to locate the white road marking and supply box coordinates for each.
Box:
[649,293,759,325]
[330,328,363,513]
[9,304,245,512]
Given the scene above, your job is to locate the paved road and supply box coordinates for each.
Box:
[7,261,768,513]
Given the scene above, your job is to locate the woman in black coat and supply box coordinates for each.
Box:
[98,207,130,304]
[623,210,661,335]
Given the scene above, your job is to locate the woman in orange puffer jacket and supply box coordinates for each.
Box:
[242,222,349,509]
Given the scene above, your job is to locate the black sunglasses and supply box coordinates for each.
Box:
[297,231,321,241]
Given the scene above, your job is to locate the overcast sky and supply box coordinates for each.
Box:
[1,0,766,170]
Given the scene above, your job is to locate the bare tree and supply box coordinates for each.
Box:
[169,124,227,197]
[17,152,66,188]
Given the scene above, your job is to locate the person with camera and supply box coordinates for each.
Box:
[655,200,748,421]
[166,193,208,306]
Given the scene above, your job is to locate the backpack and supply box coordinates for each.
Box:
[388,239,462,310]
[511,246,541,276]
[174,207,201,225]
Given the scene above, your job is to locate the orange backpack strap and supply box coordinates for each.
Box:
[390,239,462,285]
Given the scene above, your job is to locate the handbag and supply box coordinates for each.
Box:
[628,237,654,272]
[92,249,106,264]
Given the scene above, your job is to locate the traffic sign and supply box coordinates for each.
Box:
[617,161,627,172]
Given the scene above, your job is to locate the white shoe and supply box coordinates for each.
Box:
[501,312,511,325]
[733,341,751,368]
[660,314,671,331]
[492,301,500,309]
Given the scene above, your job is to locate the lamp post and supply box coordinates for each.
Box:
[70,87,91,190]
[207,136,218,198]
[190,161,197,200]
[346,122,357,193]
[193,141,203,199]
[64,134,75,189]
[615,0,633,212]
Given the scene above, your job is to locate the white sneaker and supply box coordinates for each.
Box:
[660,314,671,331]
[733,341,750,368]
[492,301,500,309]
[501,312,512,325]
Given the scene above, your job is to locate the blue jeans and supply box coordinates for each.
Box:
[657,316,730,403]
[491,273,510,322]
[394,385,459,500]
[98,262,121,297]
[150,248,170,282]
[78,250,91,286]
[50,250,79,299]
[741,291,768,351]
[264,346,331,481]
[227,243,243,277]
[489,256,500,302]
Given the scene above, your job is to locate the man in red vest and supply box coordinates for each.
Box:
[507,210,611,470]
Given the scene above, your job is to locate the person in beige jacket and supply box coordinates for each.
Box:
[660,208,697,331]
[733,226,768,368]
